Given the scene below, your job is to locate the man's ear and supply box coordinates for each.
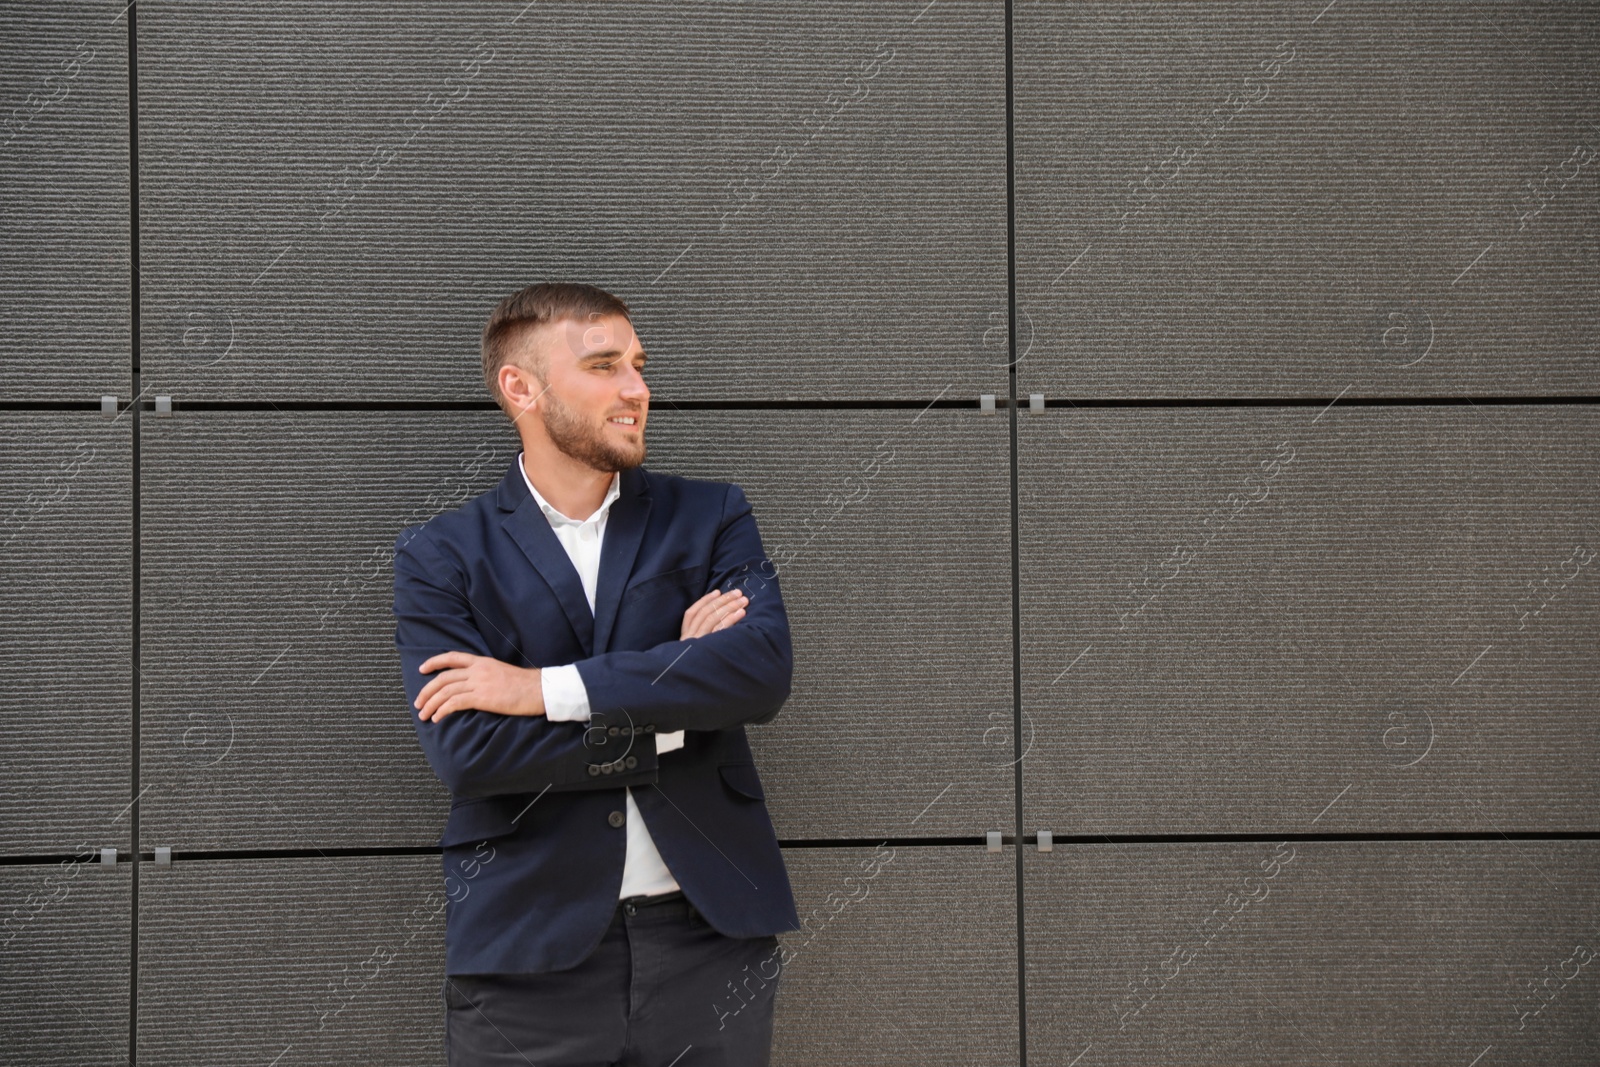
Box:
[502,363,541,415]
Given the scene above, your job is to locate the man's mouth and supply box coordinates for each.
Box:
[607,415,640,427]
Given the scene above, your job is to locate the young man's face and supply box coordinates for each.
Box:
[519,312,650,473]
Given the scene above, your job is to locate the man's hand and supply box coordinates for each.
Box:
[415,652,543,723]
[680,589,749,641]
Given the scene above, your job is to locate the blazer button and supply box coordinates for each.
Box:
[624,755,637,769]
[645,724,655,733]
[608,726,620,736]
[607,810,625,828]
[587,764,601,777]
[601,762,614,774]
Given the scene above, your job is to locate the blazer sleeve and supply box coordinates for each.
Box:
[391,525,660,799]
[572,482,795,733]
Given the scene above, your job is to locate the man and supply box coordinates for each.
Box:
[391,282,800,1066]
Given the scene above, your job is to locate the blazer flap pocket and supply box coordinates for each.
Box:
[622,564,706,606]
[718,761,766,801]
[439,797,520,848]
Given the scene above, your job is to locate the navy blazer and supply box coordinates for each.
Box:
[391,457,801,975]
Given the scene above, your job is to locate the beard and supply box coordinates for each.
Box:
[538,385,646,473]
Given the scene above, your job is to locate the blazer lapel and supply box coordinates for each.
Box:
[592,466,651,655]
[498,458,597,655]
[496,459,652,658]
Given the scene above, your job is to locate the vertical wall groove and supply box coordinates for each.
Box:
[125,3,141,1063]
[1003,0,1027,1064]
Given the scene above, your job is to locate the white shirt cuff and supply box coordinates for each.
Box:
[539,664,590,722]
[540,666,685,754]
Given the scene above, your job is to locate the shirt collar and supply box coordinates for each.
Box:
[518,451,621,526]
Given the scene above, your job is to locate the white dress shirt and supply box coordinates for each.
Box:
[519,452,682,899]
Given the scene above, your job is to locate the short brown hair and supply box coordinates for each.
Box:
[481,282,632,416]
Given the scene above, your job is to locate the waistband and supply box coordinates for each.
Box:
[617,888,688,917]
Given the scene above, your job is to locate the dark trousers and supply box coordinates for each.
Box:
[443,890,783,1066]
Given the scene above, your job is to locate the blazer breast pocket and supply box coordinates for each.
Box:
[621,564,707,610]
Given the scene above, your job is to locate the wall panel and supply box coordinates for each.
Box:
[1014,0,1599,398]
[0,862,131,1065]
[1024,841,1600,1065]
[138,410,515,850]
[1018,406,1600,834]
[0,413,132,856]
[773,844,1019,1066]
[0,0,130,402]
[139,408,1016,847]
[136,0,1008,404]
[136,855,445,1065]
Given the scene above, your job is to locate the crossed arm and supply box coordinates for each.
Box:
[409,588,750,722]
[392,482,793,798]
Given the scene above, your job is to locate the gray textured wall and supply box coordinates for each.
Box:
[2,1,1596,1064]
